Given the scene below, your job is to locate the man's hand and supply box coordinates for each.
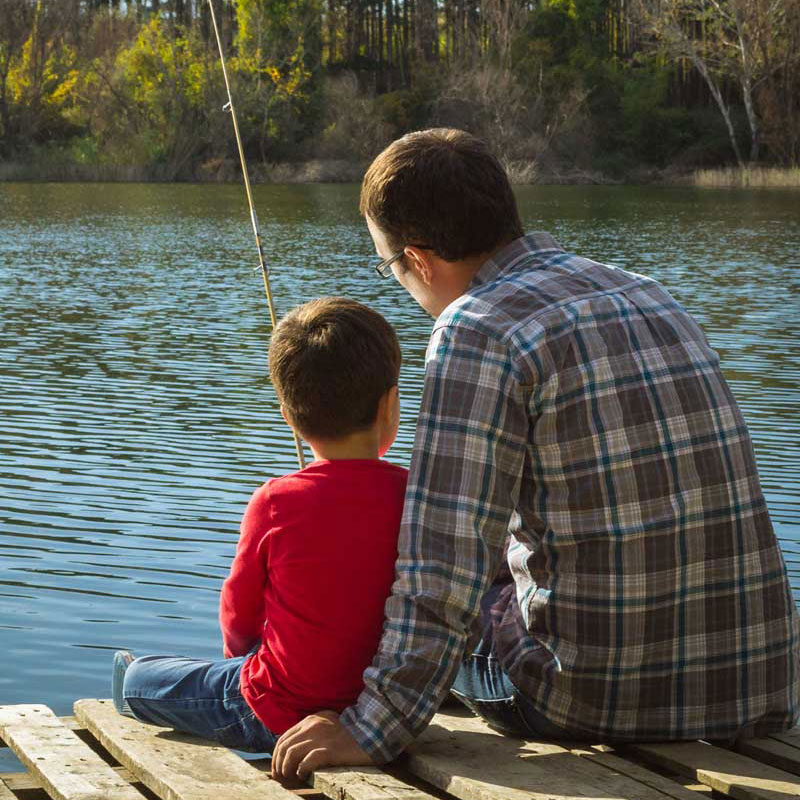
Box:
[271,710,375,780]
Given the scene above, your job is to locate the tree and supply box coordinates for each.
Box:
[235,0,322,159]
[635,0,792,165]
[0,0,36,151]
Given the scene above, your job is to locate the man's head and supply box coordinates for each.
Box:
[360,128,522,261]
[361,129,522,316]
[269,297,401,450]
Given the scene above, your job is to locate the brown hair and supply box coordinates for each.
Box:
[360,128,523,261]
[269,297,401,440]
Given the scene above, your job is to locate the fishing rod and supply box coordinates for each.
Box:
[207,0,306,469]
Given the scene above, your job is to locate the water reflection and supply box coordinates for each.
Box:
[0,183,798,739]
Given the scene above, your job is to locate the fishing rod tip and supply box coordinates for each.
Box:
[223,101,232,113]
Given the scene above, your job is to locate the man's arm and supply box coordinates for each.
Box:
[219,484,270,657]
[272,322,528,776]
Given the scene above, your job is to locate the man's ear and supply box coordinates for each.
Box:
[404,245,434,286]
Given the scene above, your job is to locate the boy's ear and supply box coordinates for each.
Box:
[279,404,294,430]
[380,384,400,424]
[388,384,399,410]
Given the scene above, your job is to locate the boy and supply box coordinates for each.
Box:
[112,297,407,753]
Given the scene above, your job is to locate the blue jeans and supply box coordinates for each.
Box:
[123,654,278,753]
[450,652,573,739]
[450,578,574,740]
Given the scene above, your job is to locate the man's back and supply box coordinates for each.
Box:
[446,232,799,740]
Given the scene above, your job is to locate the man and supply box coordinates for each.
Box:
[271,128,799,778]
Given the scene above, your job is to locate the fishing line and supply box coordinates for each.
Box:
[207,0,306,469]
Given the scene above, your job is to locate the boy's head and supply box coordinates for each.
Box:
[269,297,401,445]
[360,128,523,261]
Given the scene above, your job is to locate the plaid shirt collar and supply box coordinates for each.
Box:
[468,232,564,290]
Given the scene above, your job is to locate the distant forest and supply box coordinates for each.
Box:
[0,0,797,181]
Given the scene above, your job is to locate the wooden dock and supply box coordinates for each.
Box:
[3,699,800,800]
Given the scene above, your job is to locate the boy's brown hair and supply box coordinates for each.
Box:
[360,128,523,261]
[269,297,401,440]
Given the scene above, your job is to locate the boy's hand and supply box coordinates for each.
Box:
[271,710,375,780]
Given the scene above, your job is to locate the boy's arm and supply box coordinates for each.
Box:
[220,483,272,658]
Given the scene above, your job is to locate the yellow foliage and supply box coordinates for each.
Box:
[115,16,211,114]
[8,18,79,112]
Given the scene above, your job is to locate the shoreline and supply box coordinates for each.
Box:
[0,159,797,187]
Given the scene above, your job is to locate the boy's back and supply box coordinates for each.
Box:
[114,297,407,754]
[221,458,408,734]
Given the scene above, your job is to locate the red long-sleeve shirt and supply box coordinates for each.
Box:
[219,458,407,734]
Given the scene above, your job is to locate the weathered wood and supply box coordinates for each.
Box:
[1,767,139,793]
[568,744,706,800]
[735,736,800,778]
[0,777,19,800]
[768,727,800,751]
[406,710,683,800]
[0,704,144,800]
[247,762,329,798]
[626,741,800,800]
[312,766,437,800]
[74,699,295,800]
[249,754,438,799]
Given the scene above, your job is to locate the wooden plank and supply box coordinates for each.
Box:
[768,728,800,751]
[735,737,800,777]
[626,741,800,800]
[0,704,145,800]
[2,717,83,747]
[405,710,682,800]
[249,757,437,800]
[312,766,437,800]
[0,777,18,800]
[74,699,296,800]
[568,745,708,800]
[1,765,141,790]
[246,763,328,797]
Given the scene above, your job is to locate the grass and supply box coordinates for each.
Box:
[693,166,800,188]
[0,161,171,182]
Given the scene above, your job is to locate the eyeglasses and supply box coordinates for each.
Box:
[373,244,431,278]
[374,251,405,278]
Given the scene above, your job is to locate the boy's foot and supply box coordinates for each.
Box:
[112,650,136,717]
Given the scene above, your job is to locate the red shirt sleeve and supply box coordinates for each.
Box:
[219,483,272,658]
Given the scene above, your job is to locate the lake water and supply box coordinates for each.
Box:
[1,183,798,762]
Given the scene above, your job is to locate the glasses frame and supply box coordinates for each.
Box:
[374,251,405,278]
[373,244,431,278]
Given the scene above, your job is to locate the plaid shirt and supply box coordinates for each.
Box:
[340,233,799,762]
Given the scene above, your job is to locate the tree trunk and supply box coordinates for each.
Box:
[733,3,759,163]
[691,52,745,167]
[328,0,337,63]
[385,0,393,84]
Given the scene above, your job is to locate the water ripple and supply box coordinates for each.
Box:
[0,182,797,723]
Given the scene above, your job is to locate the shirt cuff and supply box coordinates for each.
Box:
[339,698,418,764]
